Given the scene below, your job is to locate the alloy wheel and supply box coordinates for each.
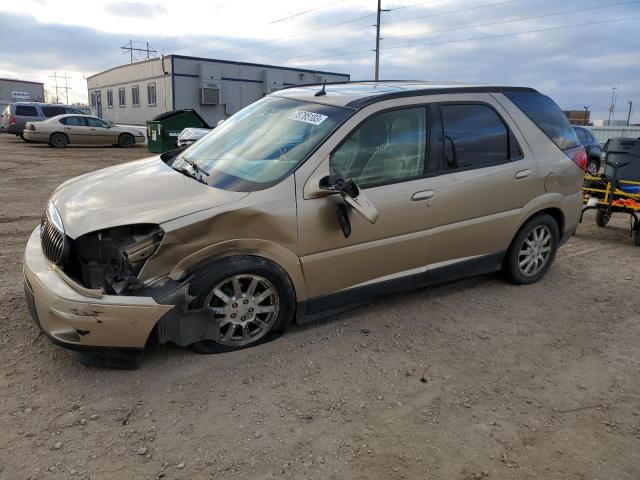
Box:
[518,225,553,277]
[204,274,280,347]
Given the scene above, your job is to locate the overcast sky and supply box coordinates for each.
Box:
[1,0,638,121]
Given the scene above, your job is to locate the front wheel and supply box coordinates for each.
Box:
[188,256,295,353]
[595,209,610,228]
[503,214,560,285]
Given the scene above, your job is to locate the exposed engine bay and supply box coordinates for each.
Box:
[61,224,163,295]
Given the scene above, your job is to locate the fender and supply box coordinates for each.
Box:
[166,238,308,302]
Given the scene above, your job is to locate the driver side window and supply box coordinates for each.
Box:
[330,107,427,188]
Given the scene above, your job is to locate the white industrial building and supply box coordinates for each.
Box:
[0,78,45,112]
[86,55,350,126]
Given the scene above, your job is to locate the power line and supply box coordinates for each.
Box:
[287,1,637,63]
[268,0,346,24]
[286,15,640,65]
[385,0,520,25]
[383,0,640,40]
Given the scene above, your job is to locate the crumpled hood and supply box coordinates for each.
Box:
[51,156,248,239]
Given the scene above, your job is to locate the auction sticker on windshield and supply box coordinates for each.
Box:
[288,110,328,126]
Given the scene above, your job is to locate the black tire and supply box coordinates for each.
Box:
[586,158,600,175]
[595,209,610,228]
[118,133,135,148]
[188,256,295,354]
[503,213,560,285]
[49,132,68,148]
[633,227,640,247]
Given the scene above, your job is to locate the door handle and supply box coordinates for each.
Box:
[515,169,531,180]
[412,190,435,201]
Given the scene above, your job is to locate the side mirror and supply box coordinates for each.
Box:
[319,176,379,224]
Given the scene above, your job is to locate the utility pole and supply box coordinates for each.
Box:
[121,40,157,63]
[374,0,389,81]
[50,72,71,104]
[607,84,618,126]
[627,101,633,126]
[583,105,589,126]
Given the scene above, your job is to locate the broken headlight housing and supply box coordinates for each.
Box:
[62,224,164,295]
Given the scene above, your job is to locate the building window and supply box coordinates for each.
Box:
[118,87,126,107]
[90,92,97,108]
[107,90,113,108]
[147,82,156,106]
[131,85,140,107]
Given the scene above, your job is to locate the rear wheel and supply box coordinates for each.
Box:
[595,209,610,227]
[503,214,559,285]
[118,133,135,148]
[49,132,68,148]
[586,158,600,175]
[633,223,640,247]
[188,256,295,353]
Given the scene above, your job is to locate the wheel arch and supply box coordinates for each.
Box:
[165,239,308,302]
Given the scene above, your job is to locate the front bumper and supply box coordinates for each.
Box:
[23,227,173,349]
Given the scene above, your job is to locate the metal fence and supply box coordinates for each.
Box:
[590,126,640,143]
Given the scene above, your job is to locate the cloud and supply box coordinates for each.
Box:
[0,0,638,121]
[105,1,167,19]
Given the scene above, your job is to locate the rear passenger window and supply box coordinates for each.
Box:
[505,92,579,150]
[440,104,516,171]
[15,106,38,116]
[42,106,66,117]
[330,107,427,187]
[60,116,86,126]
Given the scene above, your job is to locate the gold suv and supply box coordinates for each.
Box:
[23,82,587,367]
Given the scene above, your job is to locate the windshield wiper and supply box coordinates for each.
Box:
[183,157,209,177]
[173,166,207,185]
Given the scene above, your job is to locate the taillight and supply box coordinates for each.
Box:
[26,124,35,131]
[9,115,16,125]
[564,145,587,171]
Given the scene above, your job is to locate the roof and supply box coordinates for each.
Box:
[273,81,538,109]
[87,54,350,80]
[0,77,44,85]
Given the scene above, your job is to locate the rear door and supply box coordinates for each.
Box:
[85,117,115,144]
[60,116,92,144]
[422,96,537,268]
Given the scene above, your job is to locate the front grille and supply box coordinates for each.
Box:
[40,211,65,264]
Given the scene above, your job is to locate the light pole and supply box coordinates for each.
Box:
[627,101,633,126]
[607,85,618,126]
[583,105,589,126]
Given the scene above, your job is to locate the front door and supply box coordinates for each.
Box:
[296,105,435,300]
[85,117,115,144]
[95,91,102,118]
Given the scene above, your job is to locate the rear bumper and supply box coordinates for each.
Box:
[23,131,49,143]
[23,227,173,350]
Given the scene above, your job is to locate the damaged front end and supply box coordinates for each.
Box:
[59,224,165,295]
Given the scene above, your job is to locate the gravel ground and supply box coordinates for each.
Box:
[1,133,639,480]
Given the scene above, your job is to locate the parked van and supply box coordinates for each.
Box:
[1,102,86,138]
[23,82,586,367]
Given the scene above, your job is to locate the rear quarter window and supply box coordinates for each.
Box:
[505,92,579,150]
[15,105,38,116]
[42,106,66,117]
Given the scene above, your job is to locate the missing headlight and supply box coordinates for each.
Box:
[63,224,164,295]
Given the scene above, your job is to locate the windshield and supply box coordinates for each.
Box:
[171,96,352,191]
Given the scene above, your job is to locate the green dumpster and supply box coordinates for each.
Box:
[146,109,210,153]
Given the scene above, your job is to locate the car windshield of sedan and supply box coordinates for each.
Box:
[171,96,352,191]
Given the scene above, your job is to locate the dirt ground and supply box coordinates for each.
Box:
[0,133,639,480]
